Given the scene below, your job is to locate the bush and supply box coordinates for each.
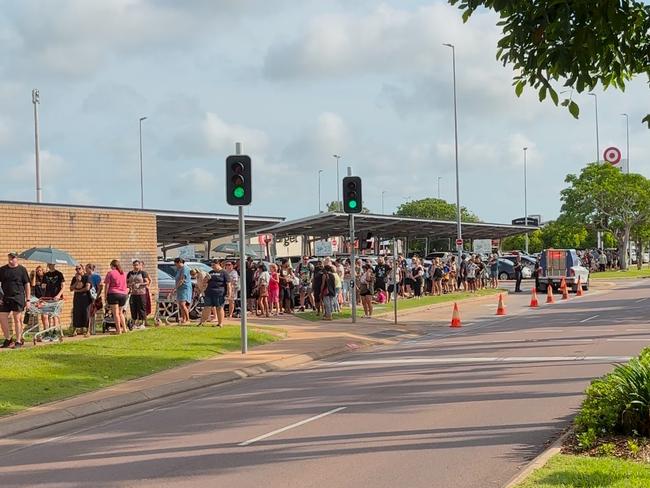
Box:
[576,429,598,450]
[576,349,650,437]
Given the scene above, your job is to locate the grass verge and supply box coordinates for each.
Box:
[515,454,650,488]
[591,267,650,280]
[296,288,503,322]
[0,326,278,417]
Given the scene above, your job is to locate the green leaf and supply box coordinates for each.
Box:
[569,101,580,119]
[538,85,547,102]
[515,80,525,97]
[549,87,559,105]
[643,114,650,129]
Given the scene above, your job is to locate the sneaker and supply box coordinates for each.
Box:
[1,338,13,348]
[12,340,24,349]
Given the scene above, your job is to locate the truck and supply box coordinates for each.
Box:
[538,249,590,293]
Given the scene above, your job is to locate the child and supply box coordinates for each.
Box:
[256,264,270,318]
[377,289,387,304]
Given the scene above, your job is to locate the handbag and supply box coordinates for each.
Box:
[89,287,98,300]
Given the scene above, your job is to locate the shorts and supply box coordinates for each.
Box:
[490,269,498,278]
[0,297,25,313]
[258,284,269,298]
[467,277,476,283]
[204,293,225,308]
[299,284,312,294]
[107,293,128,307]
[375,280,386,291]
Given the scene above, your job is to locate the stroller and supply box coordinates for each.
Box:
[102,296,130,333]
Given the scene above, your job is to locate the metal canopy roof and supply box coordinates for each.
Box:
[256,212,535,240]
[155,209,284,244]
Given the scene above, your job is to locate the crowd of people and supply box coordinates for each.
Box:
[0,253,156,349]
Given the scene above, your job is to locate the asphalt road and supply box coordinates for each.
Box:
[1,280,649,488]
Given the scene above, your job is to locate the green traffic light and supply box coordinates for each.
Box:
[234,187,245,198]
[349,200,358,209]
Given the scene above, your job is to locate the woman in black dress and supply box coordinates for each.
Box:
[70,265,92,336]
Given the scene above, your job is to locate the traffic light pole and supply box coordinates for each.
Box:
[350,213,356,324]
[236,142,248,354]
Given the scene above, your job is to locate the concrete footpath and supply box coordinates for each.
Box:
[0,291,508,439]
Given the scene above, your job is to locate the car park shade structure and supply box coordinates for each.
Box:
[255,212,536,241]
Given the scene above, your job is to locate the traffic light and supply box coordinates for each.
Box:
[226,155,252,206]
[342,176,362,214]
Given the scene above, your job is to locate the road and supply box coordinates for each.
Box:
[1,280,649,487]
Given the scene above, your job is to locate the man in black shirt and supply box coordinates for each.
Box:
[43,263,65,330]
[374,257,391,293]
[201,260,230,327]
[0,252,31,348]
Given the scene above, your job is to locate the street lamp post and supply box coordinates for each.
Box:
[443,43,462,262]
[318,169,324,213]
[333,154,341,209]
[139,116,148,209]
[588,93,600,163]
[32,89,42,203]
[621,113,630,173]
[381,190,387,214]
[523,147,529,254]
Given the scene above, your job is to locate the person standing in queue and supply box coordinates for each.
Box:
[70,264,92,336]
[514,255,523,293]
[0,252,30,348]
[104,259,128,334]
[201,260,230,327]
[127,260,150,329]
[172,258,192,324]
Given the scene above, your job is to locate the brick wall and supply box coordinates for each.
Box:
[0,202,158,324]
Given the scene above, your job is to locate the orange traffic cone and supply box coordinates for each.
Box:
[561,278,569,300]
[496,293,507,315]
[530,288,539,308]
[546,283,555,304]
[576,277,584,297]
[450,302,462,328]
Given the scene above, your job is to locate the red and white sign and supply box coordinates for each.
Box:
[257,234,273,246]
[455,238,464,246]
[603,146,622,165]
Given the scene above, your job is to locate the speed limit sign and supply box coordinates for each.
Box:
[603,147,622,165]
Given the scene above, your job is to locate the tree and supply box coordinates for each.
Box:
[560,163,650,269]
[501,229,543,253]
[325,201,370,214]
[540,217,590,249]
[449,0,650,127]
[396,198,480,222]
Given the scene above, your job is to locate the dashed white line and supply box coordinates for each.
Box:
[580,315,599,323]
[239,407,347,447]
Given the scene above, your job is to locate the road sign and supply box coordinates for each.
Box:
[603,147,622,165]
[315,240,333,257]
[455,238,463,246]
[512,216,540,226]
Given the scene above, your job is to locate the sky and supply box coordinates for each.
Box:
[1,0,648,224]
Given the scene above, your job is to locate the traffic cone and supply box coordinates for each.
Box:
[496,294,507,315]
[546,283,555,304]
[450,302,462,328]
[530,288,539,308]
[561,278,569,300]
[576,277,584,297]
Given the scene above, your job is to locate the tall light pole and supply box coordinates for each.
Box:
[621,113,630,173]
[139,116,147,209]
[318,169,324,213]
[443,43,462,261]
[523,147,529,254]
[381,190,387,214]
[333,154,341,209]
[32,89,42,203]
[588,93,600,163]
[436,176,442,199]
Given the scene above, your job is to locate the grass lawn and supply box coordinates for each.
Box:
[592,267,650,280]
[296,288,503,322]
[516,454,650,488]
[0,326,278,417]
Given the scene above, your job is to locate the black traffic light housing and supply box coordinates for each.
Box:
[342,176,362,214]
[226,155,252,206]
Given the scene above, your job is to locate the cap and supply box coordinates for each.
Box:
[7,251,18,258]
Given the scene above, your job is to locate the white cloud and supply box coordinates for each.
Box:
[6,150,67,184]
[203,112,269,156]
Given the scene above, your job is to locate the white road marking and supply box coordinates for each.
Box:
[334,356,631,366]
[239,407,347,447]
[580,315,599,323]
[635,298,648,303]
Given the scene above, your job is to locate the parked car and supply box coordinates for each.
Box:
[539,249,589,292]
[496,258,532,281]
[425,252,451,261]
[157,268,176,302]
[502,254,536,270]
[157,261,211,279]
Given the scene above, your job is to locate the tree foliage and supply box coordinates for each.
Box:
[326,200,370,214]
[395,198,480,222]
[501,230,544,253]
[449,0,650,127]
[560,163,650,268]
